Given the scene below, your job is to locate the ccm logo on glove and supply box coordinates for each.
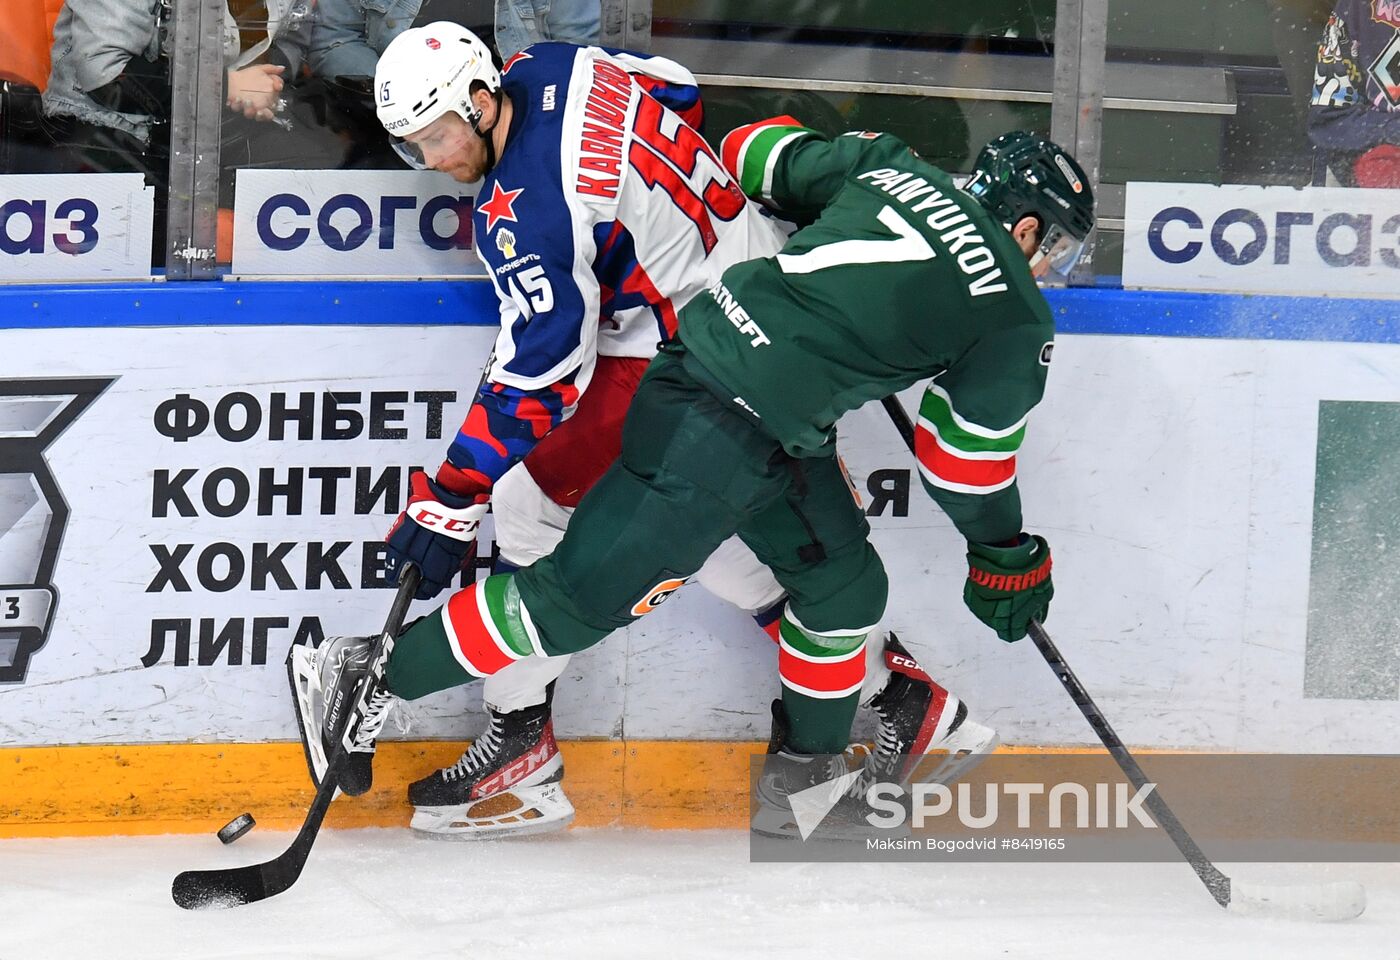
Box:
[385,470,489,600]
[410,503,484,539]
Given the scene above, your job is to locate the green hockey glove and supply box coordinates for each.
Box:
[963,534,1053,642]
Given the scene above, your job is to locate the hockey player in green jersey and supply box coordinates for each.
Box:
[294,124,1094,811]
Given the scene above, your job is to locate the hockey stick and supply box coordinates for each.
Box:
[880,394,1364,921]
[171,562,421,910]
[174,352,506,907]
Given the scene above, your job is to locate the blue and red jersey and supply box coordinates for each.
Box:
[438,42,787,495]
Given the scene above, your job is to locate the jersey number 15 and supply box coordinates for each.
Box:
[628,95,745,254]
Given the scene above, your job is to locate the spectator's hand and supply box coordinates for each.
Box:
[227,64,285,122]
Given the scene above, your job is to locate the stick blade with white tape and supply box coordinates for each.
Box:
[1227,880,1366,922]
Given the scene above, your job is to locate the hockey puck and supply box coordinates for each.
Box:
[216,812,255,844]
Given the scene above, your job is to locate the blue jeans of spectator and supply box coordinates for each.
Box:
[495,0,600,59]
[310,0,424,79]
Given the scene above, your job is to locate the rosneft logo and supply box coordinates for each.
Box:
[630,577,687,616]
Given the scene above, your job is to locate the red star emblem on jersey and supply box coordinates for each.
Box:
[479,182,524,234]
[502,50,532,74]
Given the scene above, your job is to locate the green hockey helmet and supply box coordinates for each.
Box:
[964,131,1096,281]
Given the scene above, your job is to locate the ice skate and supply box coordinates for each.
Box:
[750,701,890,841]
[866,633,999,788]
[409,699,575,839]
[287,634,398,797]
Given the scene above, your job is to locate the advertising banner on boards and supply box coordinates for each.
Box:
[0,174,155,282]
[3,319,1400,752]
[1122,183,1400,298]
[231,169,486,278]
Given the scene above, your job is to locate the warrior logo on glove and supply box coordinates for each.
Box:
[963,534,1054,643]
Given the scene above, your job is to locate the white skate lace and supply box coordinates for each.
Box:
[353,688,396,749]
[443,713,505,782]
[874,712,903,760]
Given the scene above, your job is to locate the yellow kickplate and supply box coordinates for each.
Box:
[0,741,767,838]
[0,741,1208,838]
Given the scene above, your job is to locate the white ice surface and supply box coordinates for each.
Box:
[2,828,1395,959]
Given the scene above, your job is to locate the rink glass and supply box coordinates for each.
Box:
[0,0,1389,289]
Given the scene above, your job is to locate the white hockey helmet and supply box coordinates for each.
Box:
[374,22,501,148]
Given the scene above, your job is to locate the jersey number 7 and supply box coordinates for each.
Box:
[628,94,746,254]
[777,206,936,274]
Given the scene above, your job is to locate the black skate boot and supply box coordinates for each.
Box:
[408,688,573,839]
[751,700,885,841]
[866,632,999,787]
[287,634,398,797]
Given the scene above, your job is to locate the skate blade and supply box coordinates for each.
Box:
[286,645,331,789]
[411,785,575,841]
[911,720,1000,787]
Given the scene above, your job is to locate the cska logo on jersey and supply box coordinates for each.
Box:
[479,182,524,234]
[0,378,114,683]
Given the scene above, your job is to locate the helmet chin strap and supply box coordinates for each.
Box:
[470,89,505,176]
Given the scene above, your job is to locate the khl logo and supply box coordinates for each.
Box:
[0,378,113,682]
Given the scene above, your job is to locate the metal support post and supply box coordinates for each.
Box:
[1051,0,1107,285]
[166,0,226,279]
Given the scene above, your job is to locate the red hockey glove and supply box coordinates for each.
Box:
[963,534,1053,643]
[385,470,488,600]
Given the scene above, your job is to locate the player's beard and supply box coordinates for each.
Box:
[445,152,487,183]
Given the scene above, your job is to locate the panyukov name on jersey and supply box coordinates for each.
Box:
[857,167,1011,298]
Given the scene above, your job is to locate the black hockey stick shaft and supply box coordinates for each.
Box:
[171,563,422,910]
[879,394,1231,908]
[1023,621,1229,906]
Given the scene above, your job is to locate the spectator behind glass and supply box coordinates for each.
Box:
[40,0,314,264]
[310,0,425,80]
[1308,0,1400,187]
[495,0,599,60]
[43,0,306,152]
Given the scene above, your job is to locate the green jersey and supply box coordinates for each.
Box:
[681,122,1056,544]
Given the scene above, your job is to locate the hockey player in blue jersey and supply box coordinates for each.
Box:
[288,23,997,837]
